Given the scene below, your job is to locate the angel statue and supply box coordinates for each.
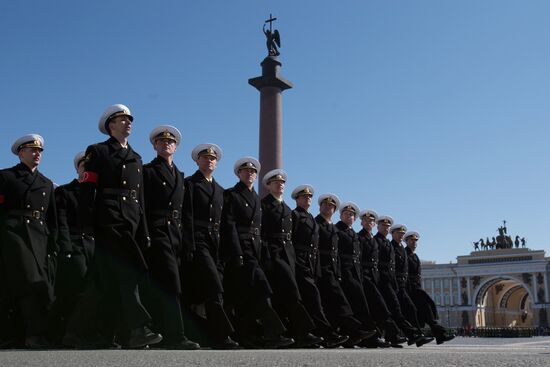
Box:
[263,15,281,56]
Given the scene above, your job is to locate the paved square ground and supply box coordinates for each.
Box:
[1,337,549,367]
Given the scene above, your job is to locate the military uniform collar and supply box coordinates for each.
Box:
[235,180,254,192]
[359,228,372,239]
[106,136,130,150]
[374,232,388,242]
[193,170,214,183]
[335,220,351,230]
[15,162,34,173]
[390,239,402,248]
[154,155,175,169]
[265,193,283,204]
[294,206,308,213]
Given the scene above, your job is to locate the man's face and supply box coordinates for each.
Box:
[340,210,355,227]
[238,168,257,186]
[296,194,312,211]
[108,114,132,137]
[19,147,42,168]
[154,138,177,158]
[377,222,391,237]
[319,201,336,217]
[392,231,405,243]
[197,154,217,173]
[268,179,285,196]
[361,217,376,232]
[406,237,418,252]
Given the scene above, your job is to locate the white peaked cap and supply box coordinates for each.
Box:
[149,125,182,145]
[262,168,287,187]
[291,184,314,200]
[191,143,222,162]
[339,201,360,216]
[98,104,133,135]
[404,231,420,240]
[359,209,378,221]
[233,156,261,176]
[11,134,44,155]
[377,215,394,226]
[318,193,341,209]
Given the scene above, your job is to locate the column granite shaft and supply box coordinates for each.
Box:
[249,56,293,197]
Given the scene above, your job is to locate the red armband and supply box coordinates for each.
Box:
[81,171,99,184]
[0,194,4,204]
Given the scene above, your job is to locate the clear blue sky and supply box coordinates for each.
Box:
[1,0,549,263]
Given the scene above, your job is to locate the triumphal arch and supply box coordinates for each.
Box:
[421,224,549,329]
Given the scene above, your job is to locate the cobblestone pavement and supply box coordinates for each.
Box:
[1,337,549,367]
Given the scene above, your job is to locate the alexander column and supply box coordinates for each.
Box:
[249,14,293,197]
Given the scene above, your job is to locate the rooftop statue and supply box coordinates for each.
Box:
[472,220,524,251]
[263,14,281,56]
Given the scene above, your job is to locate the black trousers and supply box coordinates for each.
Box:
[49,250,89,342]
[317,269,366,336]
[141,277,186,343]
[204,297,235,342]
[296,271,334,337]
[340,270,375,330]
[265,254,315,337]
[19,292,48,337]
[97,246,150,332]
[363,276,401,338]
[398,288,421,330]
[409,288,441,331]
[0,267,52,340]
[187,240,234,342]
[234,297,286,339]
[379,282,418,338]
[224,262,285,340]
[67,245,151,339]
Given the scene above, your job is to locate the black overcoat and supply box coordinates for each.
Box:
[375,232,397,290]
[220,181,272,303]
[392,240,409,290]
[291,207,321,279]
[261,194,300,301]
[315,215,353,318]
[55,179,95,296]
[358,228,380,285]
[392,239,420,327]
[335,221,373,325]
[406,246,438,322]
[315,215,340,278]
[181,170,225,301]
[143,157,185,294]
[0,163,57,302]
[357,229,395,327]
[374,232,407,322]
[79,137,150,271]
[292,207,334,333]
[406,246,422,291]
[335,221,362,282]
